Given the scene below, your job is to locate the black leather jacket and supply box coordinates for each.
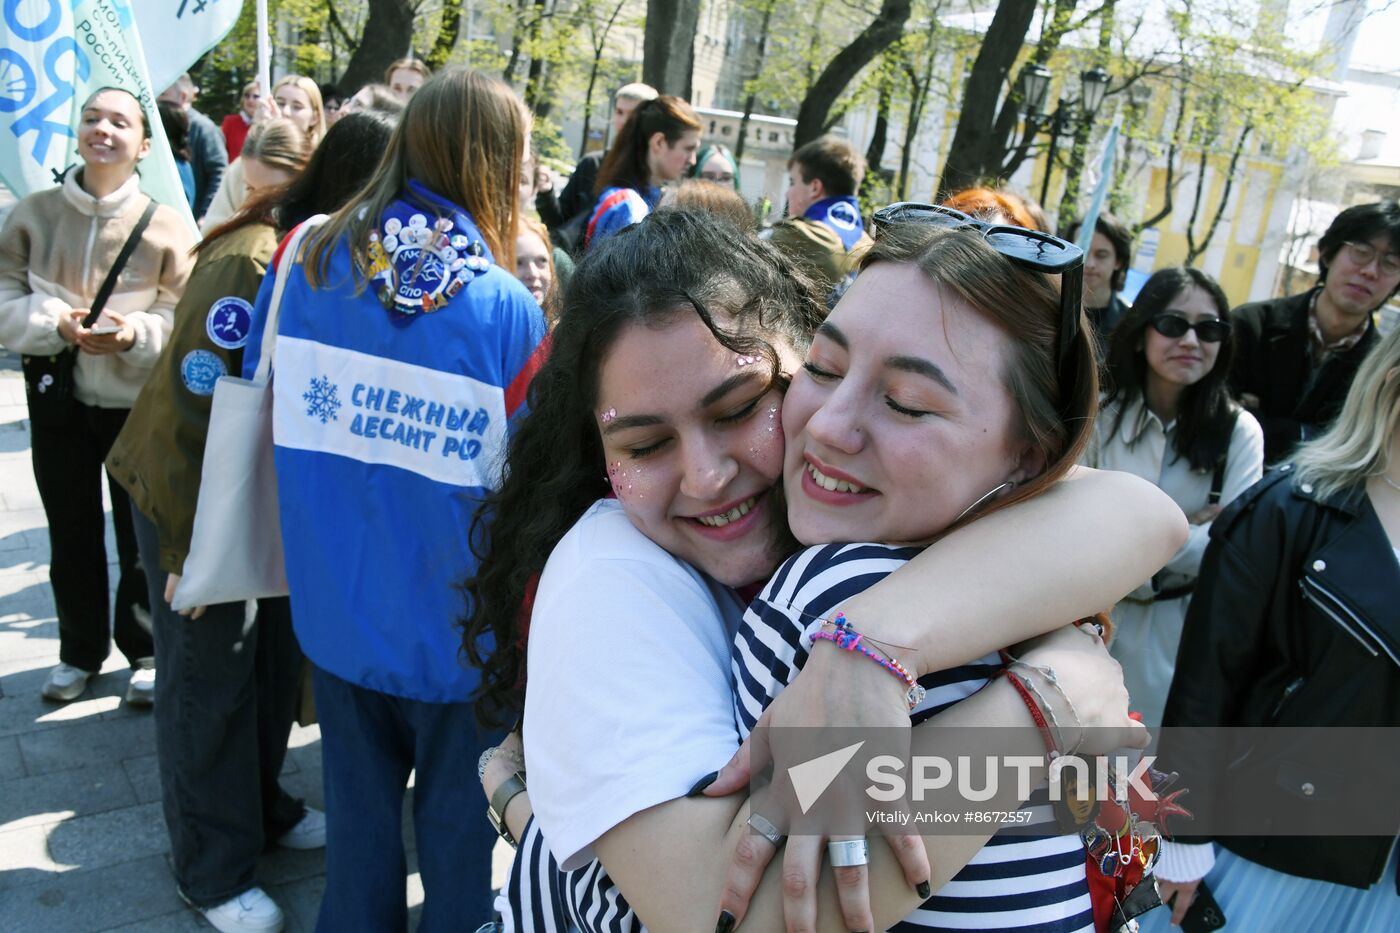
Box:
[1159,465,1400,891]
[1229,289,1378,465]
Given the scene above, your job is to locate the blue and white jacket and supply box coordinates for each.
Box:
[243,181,550,702]
[585,184,661,248]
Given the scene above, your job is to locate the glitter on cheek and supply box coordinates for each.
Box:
[746,403,786,472]
[607,460,648,501]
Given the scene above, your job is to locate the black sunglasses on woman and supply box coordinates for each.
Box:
[1149,313,1231,343]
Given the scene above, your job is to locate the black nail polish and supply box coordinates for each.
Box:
[916,879,931,899]
[715,910,736,933]
[687,771,719,797]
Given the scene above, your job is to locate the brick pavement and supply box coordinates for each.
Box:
[0,350,510,931]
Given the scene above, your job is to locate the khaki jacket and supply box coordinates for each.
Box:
[107,222,276,574]
[0,171,194,408]
[766,216,872,297]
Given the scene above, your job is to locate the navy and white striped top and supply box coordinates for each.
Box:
[500,817,639,933]
[732,543,1094,933]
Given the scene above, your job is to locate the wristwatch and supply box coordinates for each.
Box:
[488,771,528,847]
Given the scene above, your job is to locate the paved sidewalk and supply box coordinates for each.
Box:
[0,351,510,930]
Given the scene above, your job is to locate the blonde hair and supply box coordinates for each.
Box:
[1287,325,1400,500]
[241,117,312,175]
[272,74,326,145]
[305,67,525,289]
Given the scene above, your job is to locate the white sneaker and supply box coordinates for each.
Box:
[276,807,326,850]
[199,887,285,933]
[125,667,155,706]
[41,663,94,702]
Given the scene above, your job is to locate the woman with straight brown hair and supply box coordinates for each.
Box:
[239,66,549,932]
[585,94,701,247]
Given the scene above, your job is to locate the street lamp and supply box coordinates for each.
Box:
[1019,64,1112,204]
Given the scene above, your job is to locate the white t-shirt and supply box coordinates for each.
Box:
[523,498,746,871]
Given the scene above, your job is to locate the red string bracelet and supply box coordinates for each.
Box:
[1003,669,1060,761]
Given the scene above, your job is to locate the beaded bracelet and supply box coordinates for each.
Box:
[811,612,927,710]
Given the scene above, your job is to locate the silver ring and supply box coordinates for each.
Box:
[827,838,869,868]
[746,813,784,846]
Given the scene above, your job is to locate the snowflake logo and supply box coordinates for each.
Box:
[303,375,341,424]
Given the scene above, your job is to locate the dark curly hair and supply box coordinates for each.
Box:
[1104,266,1239,473]
[461,210,824,728]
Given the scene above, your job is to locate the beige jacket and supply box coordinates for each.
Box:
[199,157,244,233]
[0,171,195,408]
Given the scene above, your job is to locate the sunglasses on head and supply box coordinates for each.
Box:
[1149,313,1231,343]
[871,202,1086,399]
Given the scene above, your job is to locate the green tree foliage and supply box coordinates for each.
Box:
[194,0,333,120]
[1098,0,1336,259]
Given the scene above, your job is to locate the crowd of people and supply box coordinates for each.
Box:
[0,54,1397,933]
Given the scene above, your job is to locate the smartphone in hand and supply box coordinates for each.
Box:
[89,325,122,336]
[1166,881,1227,933]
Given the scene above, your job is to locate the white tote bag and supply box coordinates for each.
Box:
[171,217,326,611]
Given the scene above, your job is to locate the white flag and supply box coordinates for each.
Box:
[134,0,244,99]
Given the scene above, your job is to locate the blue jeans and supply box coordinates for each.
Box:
[312,666,503,933]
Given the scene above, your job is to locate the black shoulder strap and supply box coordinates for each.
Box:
[1208,460,1227,505]
[84,198,159,326]
[1208,408,1244,505]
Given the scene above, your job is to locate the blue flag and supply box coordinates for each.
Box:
[1074,120,1121,254]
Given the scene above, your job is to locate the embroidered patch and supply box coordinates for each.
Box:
[180,349,227,396]
[205,296,253,350]
[826,201,860,231]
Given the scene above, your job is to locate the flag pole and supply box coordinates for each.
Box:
[256,0,272,100]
